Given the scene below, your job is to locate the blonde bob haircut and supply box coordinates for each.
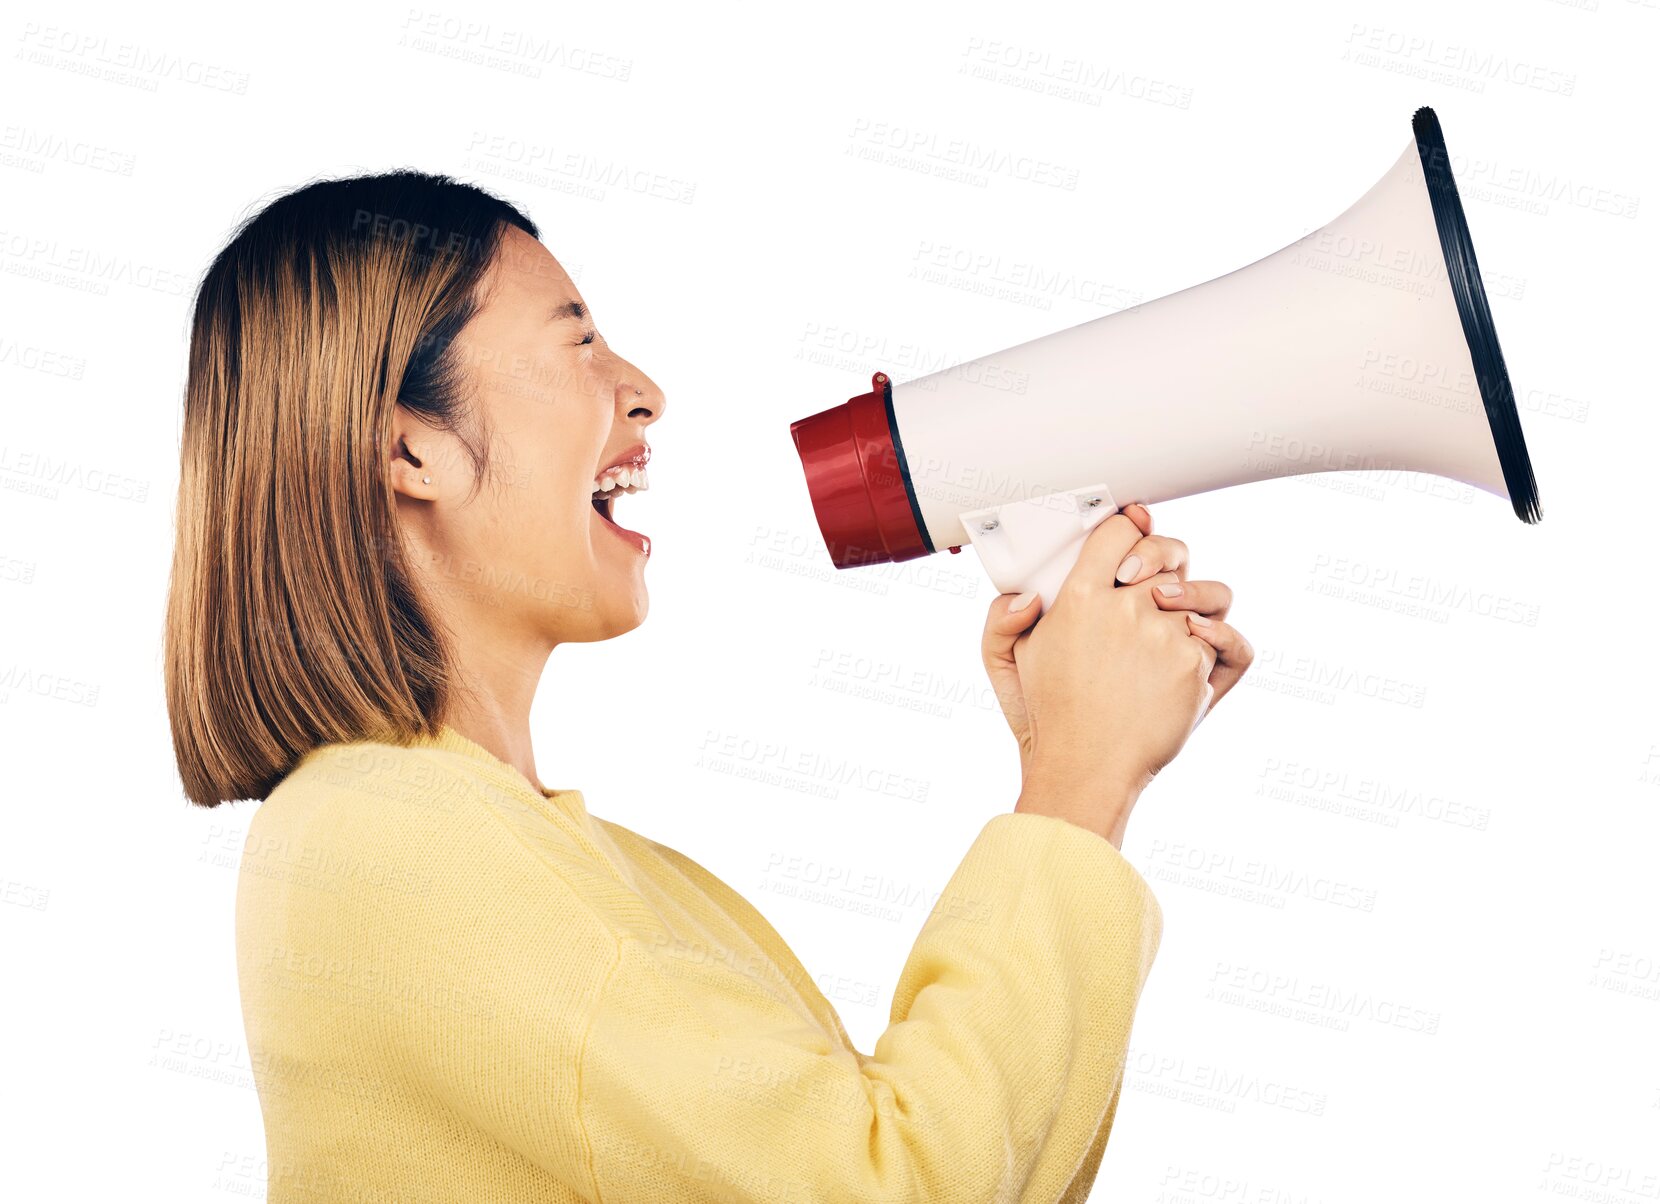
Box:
[165,170,539,806]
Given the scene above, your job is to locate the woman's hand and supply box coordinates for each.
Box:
[980,502,1254,845]
[1111,509,1255,719]
[982,505,1156,773]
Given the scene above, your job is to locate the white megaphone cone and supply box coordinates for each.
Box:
[790,107,1542,615]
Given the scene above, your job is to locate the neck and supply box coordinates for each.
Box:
[397,511,558,791]
[438,625,553,795]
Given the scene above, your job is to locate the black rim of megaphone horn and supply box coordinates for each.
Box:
[1412,106,1542,524]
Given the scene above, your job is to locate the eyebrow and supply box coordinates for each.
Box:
[547,300,587,323]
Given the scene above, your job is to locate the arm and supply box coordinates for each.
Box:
[329,782,1160,1202]
[575,811,1162,1202]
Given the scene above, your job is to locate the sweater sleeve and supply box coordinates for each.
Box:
[575,811,1163,1203]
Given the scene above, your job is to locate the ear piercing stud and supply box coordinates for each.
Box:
[422,476,431,484]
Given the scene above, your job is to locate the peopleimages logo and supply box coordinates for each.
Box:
[846,118,1081,191]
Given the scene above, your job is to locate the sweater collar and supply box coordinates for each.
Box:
[422,722,587,815]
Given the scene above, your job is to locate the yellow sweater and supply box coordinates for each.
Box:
[235,724,1163,1203]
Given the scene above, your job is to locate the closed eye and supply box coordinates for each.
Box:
[579,329,597,346]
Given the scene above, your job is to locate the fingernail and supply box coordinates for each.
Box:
[1187,612,1213,626]
[1009,591,1037,613]
[1115,554,1142,584]
[1156,583,1183,598]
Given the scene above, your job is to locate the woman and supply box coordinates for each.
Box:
[165,171,1253,1203]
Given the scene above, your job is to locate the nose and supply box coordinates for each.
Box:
[615,364,667,425]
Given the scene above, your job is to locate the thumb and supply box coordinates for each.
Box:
[983,591,1042,663]
[982,592,1040,742]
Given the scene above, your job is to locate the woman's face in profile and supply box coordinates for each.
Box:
[392,224,666,645]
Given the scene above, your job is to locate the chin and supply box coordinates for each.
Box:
[604,589,648,637]
[559,580,647,643]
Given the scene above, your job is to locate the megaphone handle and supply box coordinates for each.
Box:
[960,485,1121,617]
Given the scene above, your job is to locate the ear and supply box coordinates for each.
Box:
[388,405,444,502]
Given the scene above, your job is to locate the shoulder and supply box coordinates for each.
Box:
[235,740,623,1091]
[240,737,618,944]
[261,736,514,823]
[249,738,517,875]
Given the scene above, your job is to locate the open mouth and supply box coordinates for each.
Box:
[590,458,649,541]
[591,479,643,526]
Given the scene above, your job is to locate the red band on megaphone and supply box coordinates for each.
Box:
[790,372,933,568]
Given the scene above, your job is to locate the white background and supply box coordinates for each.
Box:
[3,0,1657,1199]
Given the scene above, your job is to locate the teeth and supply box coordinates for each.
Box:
[592,465,649,495]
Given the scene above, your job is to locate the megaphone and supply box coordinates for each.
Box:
[789,107,1542,615]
